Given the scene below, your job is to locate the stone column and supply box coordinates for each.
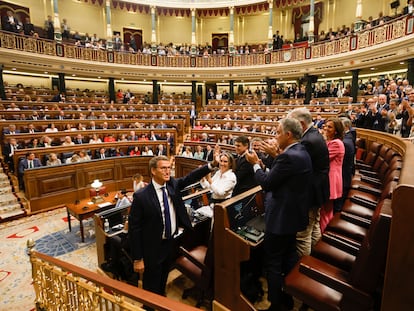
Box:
[267,78,272,105]
[351,69,360,103]
[105,0,113,50]
[152,80,158,104]
[151,6,157,54]
[304,75,314,104]
[58,73,66,94]
[229,80,235,101]
[0,64,6,100]
[52,0,62,41]
[267,0,274,50]
[191,81,197,104]
[407,59,414,87]
[229,7,235,54]
[308,0,315,43]
[108,78,115,103]
[355,0,364,32]
[191,8,197,55]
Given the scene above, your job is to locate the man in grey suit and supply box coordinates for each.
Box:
[246,118,312,311]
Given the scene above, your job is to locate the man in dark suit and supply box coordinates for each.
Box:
[288,108,330,257]
[156,144,167,156]
[232,136,258,196]
[203,144,214,161]
[333,118,356,213]
[403,0,413,15]
[246,118,312,311]
[18,152,42,190]
[3,138,20,173]
[23,17,35,36]
[129,155,217,309]
[2,11,18,33]
[165,132,174,155]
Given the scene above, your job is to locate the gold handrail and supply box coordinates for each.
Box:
[27,243,202,311]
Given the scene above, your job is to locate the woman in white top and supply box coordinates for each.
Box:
[133,173,146,192]
[181,146,193,158]
[45,123,58,133]
[89,134,102,144]
[200,152,237,202]
[78,150,91,162]
[141,145,154,156]
[62,135,74,146]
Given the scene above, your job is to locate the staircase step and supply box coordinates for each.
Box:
[0,193,19,207]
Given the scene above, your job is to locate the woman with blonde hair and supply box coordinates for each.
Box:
[200,151,237,203]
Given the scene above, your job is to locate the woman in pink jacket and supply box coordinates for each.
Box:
[320,118,345,232]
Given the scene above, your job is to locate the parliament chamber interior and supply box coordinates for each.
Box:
[1,0,414,310]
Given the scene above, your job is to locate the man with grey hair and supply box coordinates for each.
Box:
[288,107,330,257]
[246,117,312,311]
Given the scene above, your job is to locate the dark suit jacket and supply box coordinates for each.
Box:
[129,164,211,265]
[254,143,312,235]
[343,132,356,188]
[203,149,214,161]
[18,158,42,174]
[301,127,330,208]
[232,153,258,196]
[2,143,19,161]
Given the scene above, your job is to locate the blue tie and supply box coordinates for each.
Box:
[161,186,172,239]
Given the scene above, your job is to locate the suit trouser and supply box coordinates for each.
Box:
[264,233,298,308]
[296,207,321,257]
[142,239,173,311]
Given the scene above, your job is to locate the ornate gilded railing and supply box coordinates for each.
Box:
[0,15,412,68]
[28,244,201,311]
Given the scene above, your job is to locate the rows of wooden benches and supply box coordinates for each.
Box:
[1,119,186,141]
[207,95,373,106]
[0,100,194,112]
[197,110,348,121]
[285,136,403,310]
[12,140,169,177]
[4,128,176,150]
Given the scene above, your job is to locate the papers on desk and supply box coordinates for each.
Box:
[98,202,112,208]
[195,205,214,218]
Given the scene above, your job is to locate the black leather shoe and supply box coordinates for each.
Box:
[282,292,294,310]
[258,304,286,311]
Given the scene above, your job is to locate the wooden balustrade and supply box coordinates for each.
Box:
[23,154,156,213]
[28,249,202,311]
[0,15,410,69]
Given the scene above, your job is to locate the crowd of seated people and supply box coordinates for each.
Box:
[2,5,409,59]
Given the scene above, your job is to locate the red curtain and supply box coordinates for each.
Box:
[292,2,323,38]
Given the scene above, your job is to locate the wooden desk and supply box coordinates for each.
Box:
[66,192,117,242]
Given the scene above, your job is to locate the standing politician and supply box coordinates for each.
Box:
[246,118,312,311]
[129,155,218,309]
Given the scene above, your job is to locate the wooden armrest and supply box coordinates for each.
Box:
[352,185,382,197]
[359,169,379,179]
[298,263,372,302]
[178,246,206,270]
[321,234,360,256]
[350,196,377,210]
[359,175,381,186]
[324,232,362,249]
[355,163,373,170]
[340,212,371,228]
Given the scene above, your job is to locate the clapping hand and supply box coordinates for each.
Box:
[261,139,280,158]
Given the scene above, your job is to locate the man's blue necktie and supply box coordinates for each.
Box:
[161,186,172,239]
